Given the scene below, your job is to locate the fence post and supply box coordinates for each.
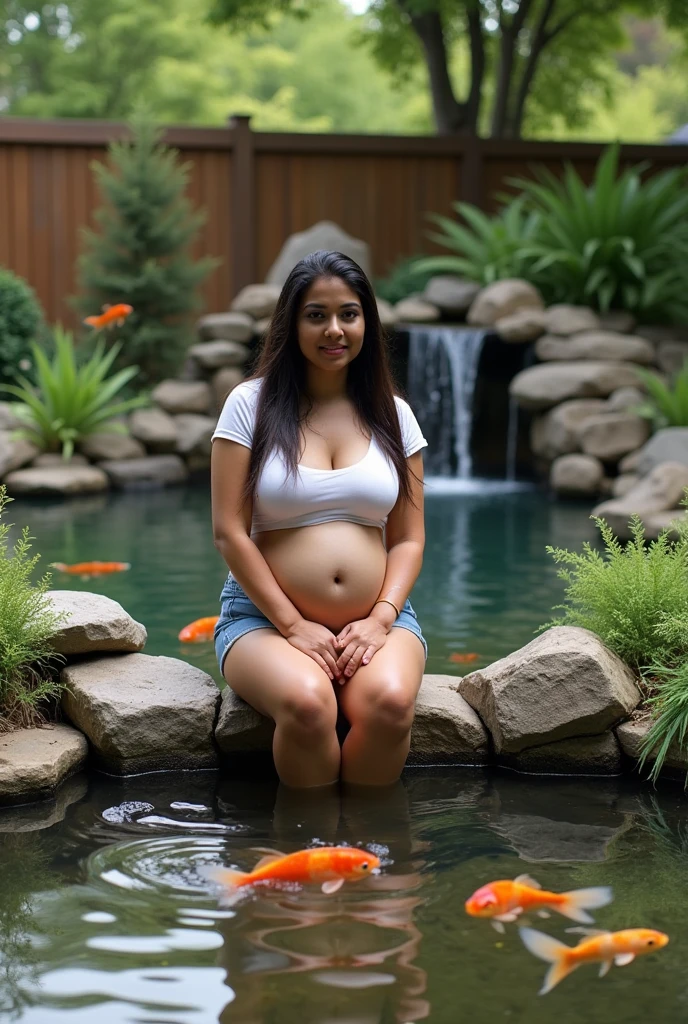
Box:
[461,136,485,209]
[228,114,256,299]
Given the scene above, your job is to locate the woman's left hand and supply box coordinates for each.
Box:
[334,617,389,683]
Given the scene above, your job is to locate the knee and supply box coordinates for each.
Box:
[280,677,337,736]
[354,681,416,737]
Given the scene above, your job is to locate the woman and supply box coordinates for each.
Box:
[211,250,427,789]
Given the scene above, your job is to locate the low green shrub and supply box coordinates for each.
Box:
[635,361,688,430]
[0,487,68,731]
[0,269,43,388]
[374,256,436,305]
[0,325,148,459]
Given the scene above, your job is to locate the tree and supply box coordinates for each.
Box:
[75,112,217,386]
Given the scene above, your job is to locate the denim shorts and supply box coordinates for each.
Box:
[214,574,428,675]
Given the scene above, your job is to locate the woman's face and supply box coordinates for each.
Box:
[297,276,365,373]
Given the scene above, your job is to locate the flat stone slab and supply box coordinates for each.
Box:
[128,408,178,452]
[99,454,188,489]
[0,773,87,830]
[408,675,489,765]
[78,431,146,461]
[4,465,110,495]
[510,361,642,410]
[459,626,640,754]
[616,715,688,777]
[498,732,622,776]
[0,724,88,805]
[535,331,654,364]
[47,591,147,656]
[62,653,220,774]
[151,380,212,415]
[196,312,254,343]
[189,340,249,370]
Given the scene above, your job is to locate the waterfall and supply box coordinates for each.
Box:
[505,394,519,482]
[407,326,487,479]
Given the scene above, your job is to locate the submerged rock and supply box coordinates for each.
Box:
[0,724,88,805]
[459,626,640,754]
[498,732,622,776]
[616,715,688,777]
[0,772,87,831]
[47,591,146,656]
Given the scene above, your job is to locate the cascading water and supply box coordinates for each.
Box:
[407,326,488,479]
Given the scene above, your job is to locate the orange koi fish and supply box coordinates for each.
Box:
[83,303,133,330]
[202,846,381,901]
[449,652,479,664]
[50,561,131,579]
[178,616,219,643]
[465,875,612,933]
[520,926,669,995]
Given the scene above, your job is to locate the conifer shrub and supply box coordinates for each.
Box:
[0,269,43,388]
[0,487,68,731]
[75,110,218,387]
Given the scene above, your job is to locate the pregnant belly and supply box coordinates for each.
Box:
[255,521,388,632]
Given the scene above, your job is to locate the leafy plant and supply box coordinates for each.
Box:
[0,325,148,459]
[374,256,436,305]
[0,487,69,731]
[0,269,44,388]
[514,145,688,319]
[635,361,688,430]
[413,197,539,286]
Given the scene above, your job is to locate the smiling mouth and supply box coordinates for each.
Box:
[320,344,346,353]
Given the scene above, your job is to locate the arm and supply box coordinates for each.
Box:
[211,438,341,679]
[335,450,425,678]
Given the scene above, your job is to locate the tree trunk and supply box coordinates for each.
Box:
[491,0,535,138]
[508,0,559,138]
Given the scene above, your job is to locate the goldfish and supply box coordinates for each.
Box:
[449,652,479,664]
[465,875,612,933]
[178,616,219,643]
[50,561,131,579]
[83,303,133,330]
[202,846,381,902]
[520,926,669,994]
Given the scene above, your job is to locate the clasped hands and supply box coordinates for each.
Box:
[285,615,389,683]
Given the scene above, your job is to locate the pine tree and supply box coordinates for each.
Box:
[75,111,217,386]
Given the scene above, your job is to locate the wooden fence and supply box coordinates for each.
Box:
[0,114,686,326]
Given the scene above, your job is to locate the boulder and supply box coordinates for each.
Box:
[215,687,274,755]
[656,340,688,377]
[598,311,636,334]
[0,773,87,832]
[635,428,688,477]
[550,453,604,497]
[407,675,489,765]
[579,413,649,461]
[394,297,441,323]
[642,509,687,540]
[616,715,688,777]
[61,653,220,774]
[32,453,89,467]
[594,461,688,531]
[4,465,109,495]
[99,454,188,489]
[0,430,39,477]
[196,312,253,343]
[47,591,146,656]
[0,724,88,805]
[498,732,622,776]
[212,368,244,413]
[619,449,643,473]
[458,626,640,754]
[0,402,21,429]
[510,361,642,411]
[128,407,178,453]
[544,305,601,336]
[174,414,216,459]
[535,331,654,364]
[607,386,644,412]
[375,297,396,327]
[78,432,146,462]
[494,307,547,343]
[253,317,271,337]
[265,222,371,285]
[230,283,281,320]
[422,276,480,316]
[468,279,544,327]
[188,340,249,372]
[530,399,608,459]
[612,473,640,498]
[151,380,212,416]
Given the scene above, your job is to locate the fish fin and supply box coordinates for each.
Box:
[102,303,111,311]
[198,864,248,889]
[250,846,287,859]
[253,854,284,871]
[537,911,551,920]
[494,909,521,923]
[599,961,612,978]
[558,886,613,923]
[566,927,609,938]
[614,953,635,967]
[519,928,577,995]
[515,874,541,889]
[491,920,506,935]
[48,563,66,571]
[322,878,345,895]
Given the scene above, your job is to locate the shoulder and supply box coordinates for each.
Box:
[393,395,427,458]
[212,378,263,448]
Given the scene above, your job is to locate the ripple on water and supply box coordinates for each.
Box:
[89,835,228,897]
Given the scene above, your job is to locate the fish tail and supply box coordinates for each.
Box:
[48,562,66,571]
[519,928,578,995]
[558,886,613,924]
[199,864,248,890]
[83,316,100,328]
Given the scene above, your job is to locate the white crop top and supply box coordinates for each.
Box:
[212,378,427,534]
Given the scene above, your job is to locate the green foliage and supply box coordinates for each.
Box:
[639,662,688,783]
[0,269,43,388]
[374,256,435,305]
[0,326,148,459]
[413,198,540,286]
[635,362,688,429]
[0,487,68,730]
[75,111,217,385]
[513,146,688,319]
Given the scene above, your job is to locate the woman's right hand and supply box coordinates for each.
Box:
[284,619,341,681]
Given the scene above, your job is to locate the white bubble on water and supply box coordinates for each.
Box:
[81,912,116,924]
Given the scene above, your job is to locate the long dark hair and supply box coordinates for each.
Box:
[245,250,415,505]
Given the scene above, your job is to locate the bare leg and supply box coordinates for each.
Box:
[223,629,340,788]
[337,628,425,786]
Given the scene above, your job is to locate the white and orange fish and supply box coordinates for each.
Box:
[50,560,131,579]
[465,875,612,932]
[178,616,219,643]
[84,303,133,330]
[520,926,669,994]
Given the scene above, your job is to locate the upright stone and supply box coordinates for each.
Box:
[266,223,370,285]
[408,675,489,765]
[47,591,146,655]
[468,279,544,326]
